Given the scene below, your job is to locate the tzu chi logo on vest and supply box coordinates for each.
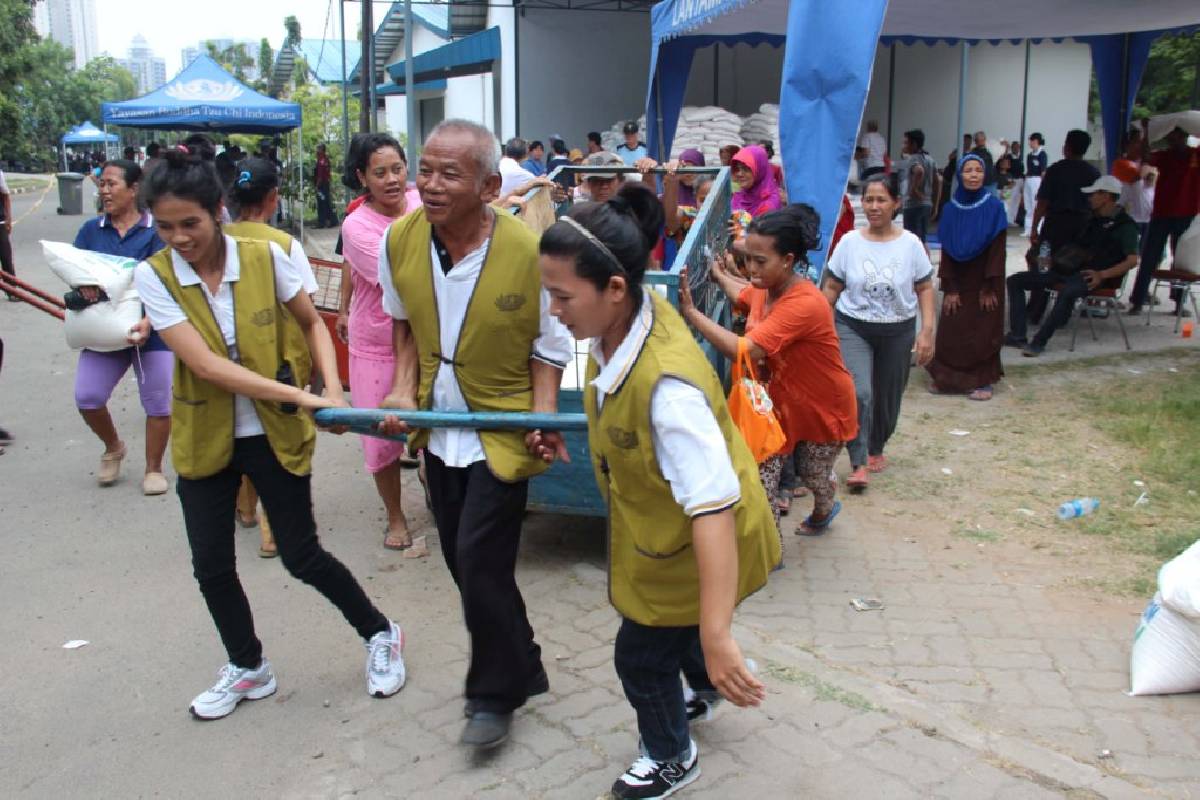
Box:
[164,79,245,102]
[494,293,526,312]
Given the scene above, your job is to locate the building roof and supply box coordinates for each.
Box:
[269,38,357,95]
[349,2,451,83]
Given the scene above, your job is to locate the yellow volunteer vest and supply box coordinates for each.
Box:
[146,238,315,479]
[223,220,313,385]
[583,291,780,627]
[387,207,549,483]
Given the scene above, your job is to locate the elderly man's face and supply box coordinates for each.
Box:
[416,130,499,226]
[587,175,620,203]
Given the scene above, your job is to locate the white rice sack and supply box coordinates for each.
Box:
[1129,593,1200,695]
[42,240,137,298]
[1159,540,1200,618]
[42,240,144,352]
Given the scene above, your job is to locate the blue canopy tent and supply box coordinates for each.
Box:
[646,0,1200,275]
[102,55,307,236]
[61,121,121,170]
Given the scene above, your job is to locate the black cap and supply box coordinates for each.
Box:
[623,121,639,135]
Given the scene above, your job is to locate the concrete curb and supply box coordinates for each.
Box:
[743,626,1159,800]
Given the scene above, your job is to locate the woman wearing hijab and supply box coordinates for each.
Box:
[926,154,1008,401]
[730,145,782,218]
[661,149,708,241]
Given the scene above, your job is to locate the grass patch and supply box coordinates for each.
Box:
[7,177,50,191]
[762,660,882,712]
[953,526,1001,542]
[1077,357,1200,564]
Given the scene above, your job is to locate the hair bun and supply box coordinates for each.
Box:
[606,195,633,216]
[161,148,201,169]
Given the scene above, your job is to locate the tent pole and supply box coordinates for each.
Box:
[713,45,719,106]
[886,43,896,156]
[956,42,970,161]
[359,0,373,132]
[405,0,418,160]
[1019,40,1031,156]
[299,129,305,243]
[340,0,351,202]
[655,70,665,163]
[1118,32,1131,161]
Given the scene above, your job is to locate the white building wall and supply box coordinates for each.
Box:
[445,74,495,131]
[493,7,518,141]
[515,9,650,149]
[862,41,1092,166]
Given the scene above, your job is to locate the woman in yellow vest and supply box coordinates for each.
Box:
[532,198,781,800]
[223,156,322,558]
[131,149,408,721]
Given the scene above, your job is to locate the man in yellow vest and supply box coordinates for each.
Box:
[378,119,573,750]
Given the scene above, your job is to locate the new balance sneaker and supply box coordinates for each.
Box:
[190,660,276,720]
[366,620,406,698]
[611,740,700,799]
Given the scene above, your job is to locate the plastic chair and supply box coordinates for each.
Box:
[1145,269,1200,334]
[1047,273,1132,353]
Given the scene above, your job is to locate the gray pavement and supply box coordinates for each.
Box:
[1,182,1196,799]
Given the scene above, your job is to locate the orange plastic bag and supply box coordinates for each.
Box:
[727,338,786,463]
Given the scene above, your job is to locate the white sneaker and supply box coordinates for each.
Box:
[190,660,276,720]
[366,620,406,698]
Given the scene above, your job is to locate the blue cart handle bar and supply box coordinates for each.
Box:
[314,408,590,440]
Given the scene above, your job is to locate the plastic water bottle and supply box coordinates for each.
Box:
[1058,498,1100,520]
[1037,242,1052,273]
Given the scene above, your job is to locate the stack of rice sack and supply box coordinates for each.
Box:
[740,103,780,153]
[669,106,744,164]
[600,107,745,165]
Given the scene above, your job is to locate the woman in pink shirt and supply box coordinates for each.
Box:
[338,133,423,551]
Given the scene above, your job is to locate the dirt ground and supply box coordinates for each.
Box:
[856,346,1200,603]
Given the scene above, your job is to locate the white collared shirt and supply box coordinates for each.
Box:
[134,235,306,438]
[498,157,536,199]
[591,289,740,518]
[378,225,574,468]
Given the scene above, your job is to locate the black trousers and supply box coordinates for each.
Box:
[315,183,337,227]
[1006,270,1089,347]
[424,452,543,713]
[177,436,388,668]
[0,224,14,297]
[1130,215,1194,307]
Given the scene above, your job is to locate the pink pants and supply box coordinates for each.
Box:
[349,351,407,473]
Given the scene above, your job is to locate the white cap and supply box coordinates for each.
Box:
[1081,175,1123,196]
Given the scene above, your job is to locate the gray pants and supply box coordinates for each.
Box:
[836,313,915,468]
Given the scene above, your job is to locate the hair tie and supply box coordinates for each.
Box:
[237,170,252,187]
[558,217,626,275]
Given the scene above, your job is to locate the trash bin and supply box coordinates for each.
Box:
[56,172,85,215]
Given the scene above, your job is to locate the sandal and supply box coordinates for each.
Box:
[796,501,842,536]
[97,444,127,487]
[968,385,994,401]
[867,454,888,473]
[846,467,869,491]
[258,514,277,558]
[776,494,792,515]
[384,527,413,551]
[792,486,810,498]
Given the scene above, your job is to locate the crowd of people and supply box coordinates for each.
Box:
[0,107,1195,800]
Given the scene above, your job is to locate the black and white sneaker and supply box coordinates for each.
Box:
[611,740,700,799]
[682,686,721,722]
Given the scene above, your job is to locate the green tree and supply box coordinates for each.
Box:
[284,16,302,47]
[277,83,359,221]
[258,38,274,90]
[205,40,255,83]
[0,0,38,160]
[1134,30,1200,121]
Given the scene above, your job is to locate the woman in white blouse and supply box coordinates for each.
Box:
[822,173,936,491]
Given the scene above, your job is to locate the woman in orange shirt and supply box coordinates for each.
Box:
[680,205,858,537]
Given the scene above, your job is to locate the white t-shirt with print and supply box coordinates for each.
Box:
[826,229,933,323]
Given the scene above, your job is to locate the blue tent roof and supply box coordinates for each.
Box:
[101,55,300,133]
[384,26,500,84]
[62,121,119,145]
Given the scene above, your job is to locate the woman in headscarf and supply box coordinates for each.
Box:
[926,154,1008,401]
[730,145,782,218]
[662,149,709,242]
